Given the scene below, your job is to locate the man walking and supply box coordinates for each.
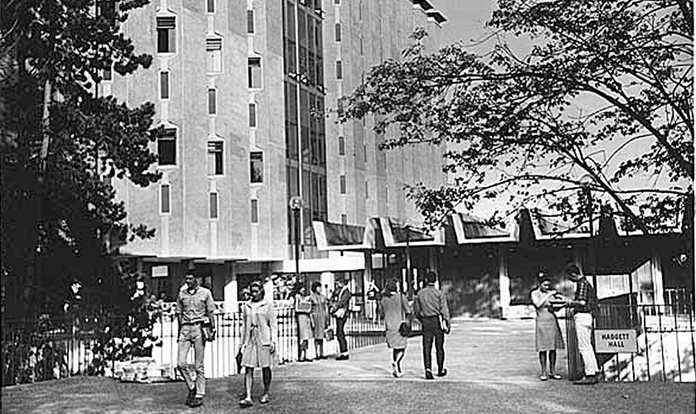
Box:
[176,272,216,407]
[414,271,450,380]
[565,264,600,385]
[330,277,352,360]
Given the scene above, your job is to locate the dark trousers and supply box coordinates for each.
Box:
[336,317,348,354]
[421,316,445,372]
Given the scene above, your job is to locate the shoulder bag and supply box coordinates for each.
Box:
[398,293,411,337]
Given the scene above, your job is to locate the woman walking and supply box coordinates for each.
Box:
[530,272,566,381]
[309,281,329,359]
[379,279,412,377]
[239,280,277,407]
[294,285,314,362]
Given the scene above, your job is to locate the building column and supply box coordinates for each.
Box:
[498,247,510,319]
[651,251,665,306]
[223,261,237,313]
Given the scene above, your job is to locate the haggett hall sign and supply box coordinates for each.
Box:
[594,329,638,353]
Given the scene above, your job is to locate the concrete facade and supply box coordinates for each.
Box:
[108,0,447,309]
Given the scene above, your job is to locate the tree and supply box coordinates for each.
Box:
[340,0,693,234]
[1,0,160,319]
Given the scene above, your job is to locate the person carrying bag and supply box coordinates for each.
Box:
[413,271,450,380]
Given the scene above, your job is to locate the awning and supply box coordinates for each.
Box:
[312,221,376,251]
[451,213,518,244]
[379,217,445,248]
[528,208,601,240]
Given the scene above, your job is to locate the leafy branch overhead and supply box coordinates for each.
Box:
[340,0,693,233]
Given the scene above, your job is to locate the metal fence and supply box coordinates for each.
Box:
[567,295,695,382]
[2,303,395,386]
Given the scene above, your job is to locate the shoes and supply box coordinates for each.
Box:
[185,387,196,406]
[425,370,434,380]
[391,362,398,378]
[549,373,562,380]
[260,394,270,404]
[336,354,350,361]
[239,397,253,408]
[437,369,448,377]
[573,375,599,385]
[189,397,203,408]
[539,374,548,381]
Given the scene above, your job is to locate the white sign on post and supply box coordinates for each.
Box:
[594,329,637,353]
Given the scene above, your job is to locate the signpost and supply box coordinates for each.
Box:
[594,329,638,353]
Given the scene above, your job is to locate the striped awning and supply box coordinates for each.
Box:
[451,213,518,244]
[378,217,445,248]
[312,221,376,251]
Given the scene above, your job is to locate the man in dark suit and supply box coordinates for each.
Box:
[414,271,450,380]
[330,277,352,360]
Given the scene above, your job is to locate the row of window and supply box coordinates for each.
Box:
[158,57,262,96]
[337,175,369,198]
[159,185,260,223]
[157,130,263,180]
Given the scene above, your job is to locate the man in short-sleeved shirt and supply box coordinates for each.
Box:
[566,264,599,385]
[177,273,215,407]
[414,271,450,380]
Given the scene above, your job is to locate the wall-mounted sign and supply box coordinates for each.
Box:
[595,329,637,353]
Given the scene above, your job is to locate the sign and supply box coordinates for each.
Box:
[594,329,637,353]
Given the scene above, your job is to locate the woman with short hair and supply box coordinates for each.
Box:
[239,280,277,407]
[379,279,412,377]
[309,281,329,359]
[530,272,566,381]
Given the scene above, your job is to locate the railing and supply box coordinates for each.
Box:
[567,299,695,382]
[2,304,392,385]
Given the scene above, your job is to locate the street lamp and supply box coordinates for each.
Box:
[289,196,303,287]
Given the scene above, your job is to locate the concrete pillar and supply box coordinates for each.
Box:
[223,262,237,313]
[498,247,510,319]
[651,251,665,306]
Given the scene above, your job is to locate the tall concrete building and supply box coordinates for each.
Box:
[109,0,447,310]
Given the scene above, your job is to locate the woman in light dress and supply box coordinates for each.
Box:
[295,285,314,362]
[239,280,277,407]
[530,272,566,381]
[379,279,412,377]
[309,282,329,359]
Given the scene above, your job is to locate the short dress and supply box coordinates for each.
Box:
[531,289,565,352]
[296,296,314,341]
[381,292,411,349]
[241,301,275,368]
[309,292,329,338]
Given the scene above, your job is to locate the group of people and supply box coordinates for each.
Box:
[531,264,600,385]
[173,263,600,408]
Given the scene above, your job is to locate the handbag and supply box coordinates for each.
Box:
[202,324,216,342]
[398,293,411,337]
[235,348,243,373]
[324,328,334,341]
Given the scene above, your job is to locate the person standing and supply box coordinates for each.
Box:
[413,271,450,380]
[176,272,216,408]
[294,285,314,362]
[330,277,352,360]
[565,264,600,385]
[530,272,565,381]
[379,279,412,377]
[309,281,329,359]
[239,280,277,407]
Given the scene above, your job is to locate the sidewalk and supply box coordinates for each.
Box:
[2,318,694,414]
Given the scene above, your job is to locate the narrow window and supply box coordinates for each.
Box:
[249,103,257,127]
[363,144,367,163]
[156,17,176,53]
[365,180,369,198]
[251,199,259,223]
[207,141,224,175]
[335,23,341,42]
[360,37,363,55]
[248,57,262,88]
[334,0,340,5]
[247,10,255,34]
[157,128,176,166]
[209,192,218,219]
[341,213,347,225]
[160,71,169,99]
[250,151,263,183]
[161,184,171,214]
[206,38,222,73]
[336,60,342,80]
[208,88,217,115]
[338,136,345,156]
[339,175,346,194]
[102,66,112,82]
[207,0,215,13]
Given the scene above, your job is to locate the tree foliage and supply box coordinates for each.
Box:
[1,0,160,318]
[340,0,693,233]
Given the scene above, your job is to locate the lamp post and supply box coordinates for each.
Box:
[289,196,303,287]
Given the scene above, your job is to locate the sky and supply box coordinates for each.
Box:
[433,0,498,48]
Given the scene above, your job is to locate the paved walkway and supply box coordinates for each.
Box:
[276,317,553,383]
